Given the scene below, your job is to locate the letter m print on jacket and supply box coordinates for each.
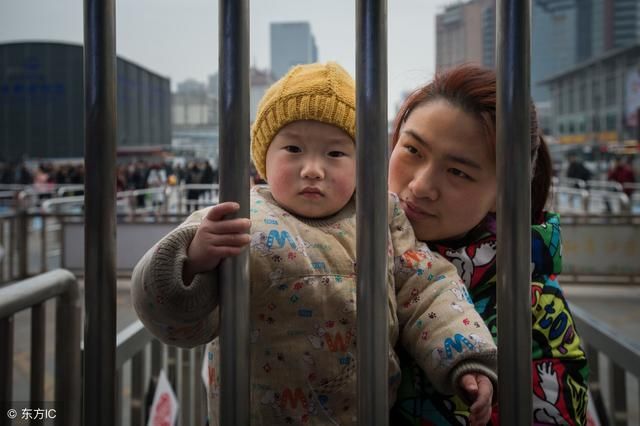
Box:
[266,229,298,250]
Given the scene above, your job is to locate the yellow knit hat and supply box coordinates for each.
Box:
[251,61,356,180]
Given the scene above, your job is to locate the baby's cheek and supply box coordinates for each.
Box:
[335,178,356,201]
[268,167,293,190]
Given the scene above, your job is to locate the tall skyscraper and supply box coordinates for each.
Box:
[532,0,578,102]
[436,0,640,103]
[270,22,318,80]
[436,0,494,71]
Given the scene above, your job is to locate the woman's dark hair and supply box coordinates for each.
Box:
[391,64,552,222]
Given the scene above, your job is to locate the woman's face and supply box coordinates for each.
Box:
[389,99,497,242]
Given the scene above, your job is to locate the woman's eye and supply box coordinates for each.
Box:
[449,168,472,180]
[328,151,346,158]
[284,146,301,153]
[404,145,419,155]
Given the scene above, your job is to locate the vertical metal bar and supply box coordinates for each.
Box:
[130,351,144,426]
[608,363,627,426]
[150,340,162,381]
[356,0,388,424]
[9,216,15,280]
[175,349,183,423]
[18,209,28,278]
[0,316,14,424]
[55,281,81,425]
[31,303,46,408]
[218,0,250,424]
[496,0,532,424]
[115,369,123,426]
[193,346,205,425]
[0,218,5,282]
[167,346,178,387]
[83,0,117,424]
[40,214,47,273]
[180,348,191,426]
[585,345,611,426]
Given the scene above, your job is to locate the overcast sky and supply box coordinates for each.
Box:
[1,0,451,116]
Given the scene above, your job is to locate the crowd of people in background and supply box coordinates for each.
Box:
[0,159,218,191]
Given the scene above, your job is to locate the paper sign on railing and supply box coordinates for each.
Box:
[147,370,179,426]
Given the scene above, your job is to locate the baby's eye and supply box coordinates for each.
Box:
[284,145,301,153]
[328,151,346,158]
[449,168,472,180]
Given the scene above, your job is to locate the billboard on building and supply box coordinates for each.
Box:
[625,69,640,127]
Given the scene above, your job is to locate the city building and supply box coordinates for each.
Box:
[249,67,275,123]
[0,41,171,161]
[171,66,274,161]
[436,0,495,71]
[435,0,640,136]
[172,77,218,160]
[172,79,218,128]
[270,22,318,80]
[541,43,640,145]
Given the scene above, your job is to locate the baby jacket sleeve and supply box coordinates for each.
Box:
[131,208,220,348]
[388,194,498,396]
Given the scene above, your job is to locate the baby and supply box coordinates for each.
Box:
[132,62,497,425]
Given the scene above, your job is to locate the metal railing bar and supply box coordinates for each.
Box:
[608,363,627,426]
[167,346,178,388]
[115,369,123,426]
[40,217,47,274]
[54,271,81,425]
[180,348,191,426]
[218,0,250,424]
[0,269,78,318]
[496,0,532,423]
[356,0,389,424]
[0,316,14,411]
[130,351,144,426]
[0,219,5,282]
[150,339,162,381]
[9,216,15,280]
[82,0,118,423]
[115,320,154,369]
[194,346,205,424]
[572,305,640,377]
[18,211,28,278]
[30,303,46,406]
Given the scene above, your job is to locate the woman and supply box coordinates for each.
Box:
[389,64,589,425]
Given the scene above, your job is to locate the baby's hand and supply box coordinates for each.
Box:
[459,373,494,426]
[183,202,251,284]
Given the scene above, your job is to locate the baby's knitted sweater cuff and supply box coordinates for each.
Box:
[450,359,499,404]
[149,224,219,318]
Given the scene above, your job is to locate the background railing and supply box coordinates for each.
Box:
[0,269,81,425]
[572,305,640,426]
[0,270,206,426]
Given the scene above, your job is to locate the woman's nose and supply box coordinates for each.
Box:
[409,167,439,200]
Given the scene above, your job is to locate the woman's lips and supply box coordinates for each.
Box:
[402,200,435,220]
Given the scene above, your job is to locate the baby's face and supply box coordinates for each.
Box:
[265,120,356,219]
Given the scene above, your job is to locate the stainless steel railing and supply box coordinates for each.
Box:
[112,321,206,426]
[0,269,81,426]
[572,304,640,426]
